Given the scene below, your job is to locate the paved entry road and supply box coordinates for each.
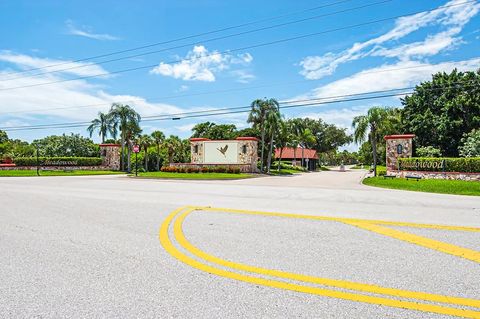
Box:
[0,171,479,318]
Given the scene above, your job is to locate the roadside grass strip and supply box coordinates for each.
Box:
[160,206,480,318]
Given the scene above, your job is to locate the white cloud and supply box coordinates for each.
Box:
[305,57,480,99]
[299,0,480,79]
[66,20,120,41]
[231,70,255,83]
[0,51,110,78]
[150,45,253,82]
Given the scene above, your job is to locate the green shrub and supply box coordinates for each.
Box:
[416,146,442,157]
[14,156,102,166]
[398,157,480,173]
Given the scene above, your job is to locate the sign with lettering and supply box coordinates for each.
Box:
[133,145,140,153]
[203,141,238,164]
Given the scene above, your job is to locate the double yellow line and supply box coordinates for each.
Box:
[159,206,480,318]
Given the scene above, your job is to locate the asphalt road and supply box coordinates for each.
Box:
[1,170,479,318]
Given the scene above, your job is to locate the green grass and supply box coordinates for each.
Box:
[319,166,330,171]
[0,170,123,177]
[351,164,367,169]
[134,171,253,180]
[363,176,480,196]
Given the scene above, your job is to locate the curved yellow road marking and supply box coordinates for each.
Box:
[344,221,480,263]
[198,206,480,232]
[173,207,480,309]
[160,207,480,319]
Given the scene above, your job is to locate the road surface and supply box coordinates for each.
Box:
[1,170,479,318]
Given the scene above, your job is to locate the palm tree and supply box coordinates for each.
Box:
[87,111,116,143]
[164,135,181,164]
[275,119,290,171]
[108,103,141,171]
[151,130,165,171]
[125,121,142,173]
[298,128,316,170]
[352,107,393,176]
[248,98,279,173]
[265,102,281,174]
[138,134,153,171]
[248,99,268,173]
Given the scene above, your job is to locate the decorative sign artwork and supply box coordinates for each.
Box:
[203,141,238,164]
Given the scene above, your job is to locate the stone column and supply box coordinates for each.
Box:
[99,144,121,170]
[384,134,415,172]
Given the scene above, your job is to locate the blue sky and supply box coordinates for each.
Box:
[0,0,479,150]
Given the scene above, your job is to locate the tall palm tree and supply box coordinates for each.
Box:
[352,107,393,176]
[125,121,142,173]
[151,130,165,171]
[248,99,268,173]
[138,134,153,171]
[298,128,316,170]
[275,119,290,172]
[87,111,116,143]
[248,98,279,173]
[265,102,281,174]
[109,103,141,171]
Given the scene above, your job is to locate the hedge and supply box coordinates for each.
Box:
[14,157,103,167]
[161,166,241,174]
[398,157,480,173]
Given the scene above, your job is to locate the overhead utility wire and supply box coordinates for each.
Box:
[0,0,393,81]
[1,82,476,132]
[0,62,475,116]
[0,1,473,92]
[0,0,356,77]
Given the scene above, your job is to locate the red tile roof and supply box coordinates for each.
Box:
[275,147,318,160]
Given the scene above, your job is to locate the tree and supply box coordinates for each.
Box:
[264,100,281,173]
[298,128,316,169]
[274,119,290,171]
[0,130,8,144]
[87,111,116,143]
[248,99,272,173]
[138,134,153,171]
[191,122,237,140]
[458,129,480,157]
[164,135,181,164]
[109,103,141,171]
[401,69,480,156]
[151,130,165,171]
[352,107,396,176]
[416,146,442,157]
[32,134,98,157]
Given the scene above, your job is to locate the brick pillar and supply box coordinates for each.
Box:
[384,134,415,172]
[99,144,121,170]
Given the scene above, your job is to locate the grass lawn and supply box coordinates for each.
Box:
[134,171,254,180]
[0,170,123,177]
[363,176,480,196]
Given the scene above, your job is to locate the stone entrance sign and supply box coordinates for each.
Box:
[384,134,415,170]
[189,137,258,172]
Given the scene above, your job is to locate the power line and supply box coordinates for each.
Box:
[1,81,476,132]
[0,0,393,82]
[0,0,356,78]
[0,1,473,92]
[0,61,475,116]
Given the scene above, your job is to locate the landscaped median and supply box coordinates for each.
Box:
[363,177,480,196]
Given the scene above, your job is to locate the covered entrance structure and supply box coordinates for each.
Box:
[275,147,319,171]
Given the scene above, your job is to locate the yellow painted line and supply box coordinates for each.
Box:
[160,207,480,319]
[196,206,480,232]
[173,207,480,309]
[344,221,480,264]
